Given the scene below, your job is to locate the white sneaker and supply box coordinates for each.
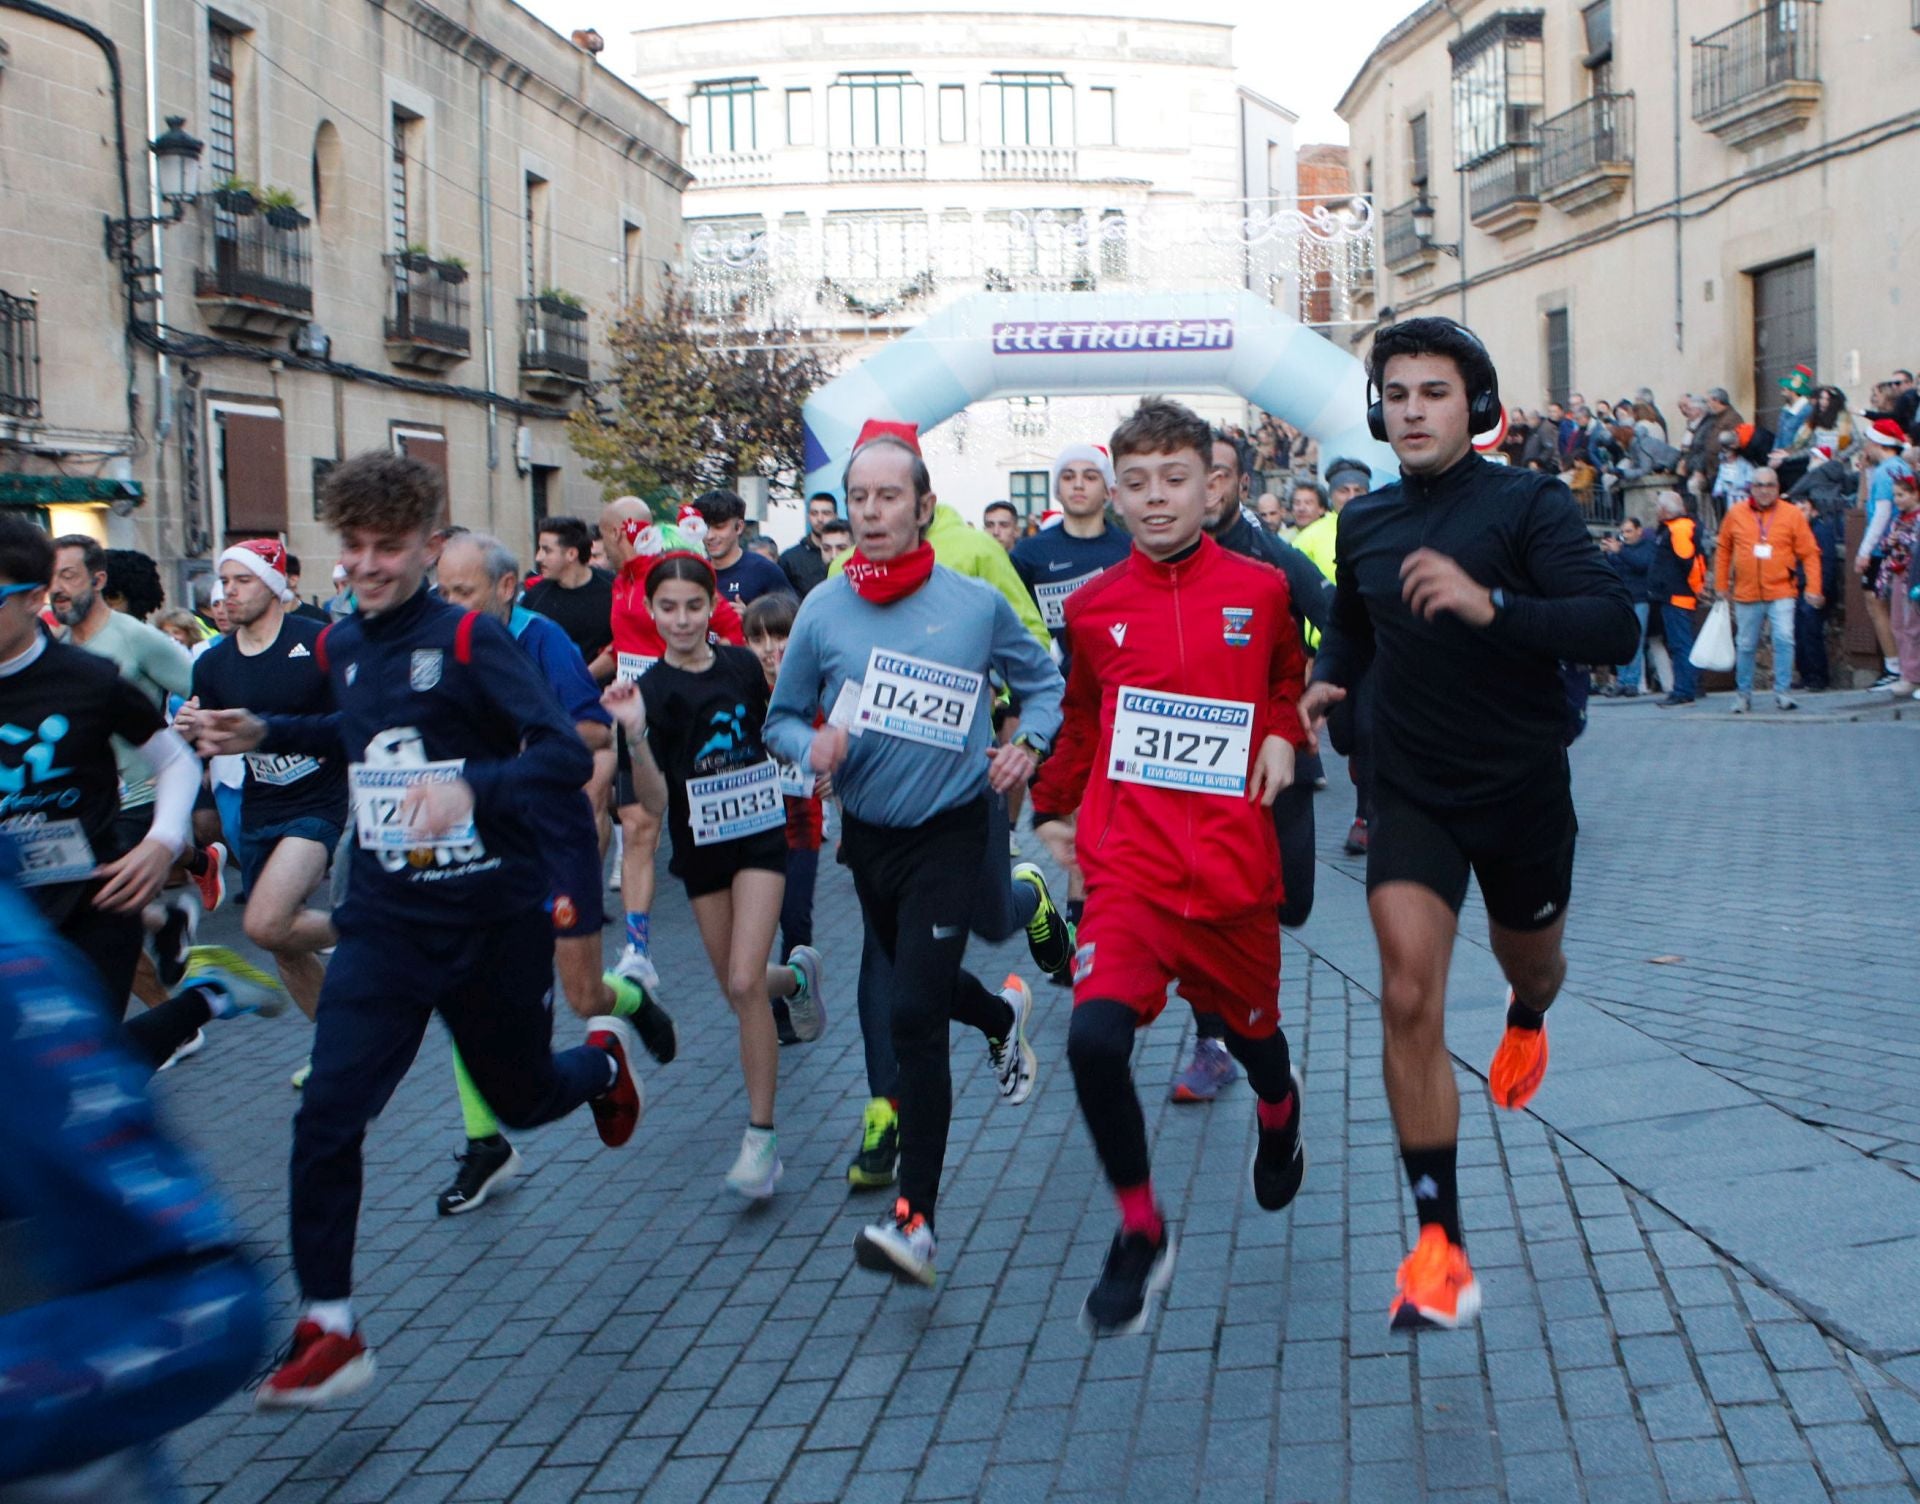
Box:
[725,1126,783,1200]
[853,1199,937,1286]
[1775,693,1798,711]
[157,1028,206,1071]
[1730,693,1751,714]
[988,975,1038,1105]
[613,943,661,993]
[784,945,827,1043]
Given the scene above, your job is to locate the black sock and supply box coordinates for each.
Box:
[182,846,208,877]
[1506,998,1546,1031]
[1401,1143,1463,1247]
[1067,898,1085,927]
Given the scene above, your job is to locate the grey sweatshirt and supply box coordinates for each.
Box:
[764,567,1064,829]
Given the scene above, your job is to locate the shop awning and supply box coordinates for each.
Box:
[0,475,144,507]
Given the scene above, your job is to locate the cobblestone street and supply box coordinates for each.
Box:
[155,703,1920,1503]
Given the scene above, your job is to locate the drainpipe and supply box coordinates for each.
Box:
[140,0,173,546]
[478,65,500,512]
[1671,0,1685,354]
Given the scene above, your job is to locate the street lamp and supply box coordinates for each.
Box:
[1410,193,1459,259]
[104,114,206,258]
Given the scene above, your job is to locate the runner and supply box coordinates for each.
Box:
[522,515,615,663]
[1300,318,1638,1331]
[766,432,1062,1284]
[982,501,1022,552]
[429,533,677,1215]
[1029,398,1309,1335]
[606,528,825,1200]
[191,451,646,1406]
[596,497,745,992]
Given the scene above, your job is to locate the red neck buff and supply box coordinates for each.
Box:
[844,542,935,604]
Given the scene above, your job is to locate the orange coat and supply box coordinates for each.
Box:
[1715,500,1821,603]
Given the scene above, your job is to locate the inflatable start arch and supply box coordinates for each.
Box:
[801,289,1397,499]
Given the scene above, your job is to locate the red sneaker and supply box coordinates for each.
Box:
[1489,990,1549,1111]
[1388,1225,1481,1331]
[254,1320,375,1409]
[585,1015,645,1147]
[194,842,228,913]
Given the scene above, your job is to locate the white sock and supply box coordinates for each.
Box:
[1888,657,1900,674]
[199,981,235,1018]
[306,1299,354,1336]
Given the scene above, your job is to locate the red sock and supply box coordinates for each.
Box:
[1257,1090,1296,1132]
[1115,1182,1163,1242]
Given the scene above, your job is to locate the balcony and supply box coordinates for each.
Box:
[1,290,40,424]
[519,296,589,401]
[194,207,313,338]
[1692,1,1821,150]
[688,150,773,187]
[383,254,471,371]
[827,148,926,182]
[1540,94,1634,213]
[1380,199,1436,275]
[1466,144,1541,237]
[980,146,1076,181]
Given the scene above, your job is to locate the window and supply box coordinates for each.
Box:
[522,174,548,298]
[621,220,644,308]
[212,404,287,538]
[828,73,923,148]
[1408,112,1429,189]
[1449,11,1545,166]
[1544,308,1571,408]
[822,211,930,282]
[938,85,966,143]
[690,78,759,155]
[207,22,240,186]
[786,88,812,146]
[983,72,1072,148]
[1583,0,1614,94]
[389,109,422,251]
[1009,470,1049,519]
[1086,87,1116,147]
[391,424,450,525]
[983,209,1089,284]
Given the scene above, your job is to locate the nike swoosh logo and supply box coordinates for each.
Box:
[1047,561,1075,572]
[931,924,962,939]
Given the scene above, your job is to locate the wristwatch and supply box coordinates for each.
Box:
[1012,732,1049,767]
[1488,586,1508,623]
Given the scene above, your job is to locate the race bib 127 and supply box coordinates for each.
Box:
[1107,686,1254,797]
[348,760,476,852]
[854,649,982,751]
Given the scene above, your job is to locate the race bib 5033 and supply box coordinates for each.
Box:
[687,760,785,846]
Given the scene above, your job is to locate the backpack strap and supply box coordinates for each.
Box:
[454,609,481,666]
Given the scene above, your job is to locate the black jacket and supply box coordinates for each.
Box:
[1313,453,1638,809]
[1605,533,1655,603]
[778,540,829,599]
[1212,507,1334,635]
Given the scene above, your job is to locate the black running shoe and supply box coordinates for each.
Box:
[437,1135,522,1216]
[604,973,678,1064]
[155,898,194,989]
[1080,1225,1175,1336]
[1012,862,1074,984]
[1252,1070,1306,1212]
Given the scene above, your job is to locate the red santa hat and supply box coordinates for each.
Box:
[1037,508,1064,530]
[1863,416,1909,450]
[217,538,296,604]
[854,418,923,454]
[1051,442,1114,491]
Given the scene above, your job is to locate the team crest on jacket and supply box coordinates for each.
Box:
[410,650,443,691]
[1222,607,1253,647]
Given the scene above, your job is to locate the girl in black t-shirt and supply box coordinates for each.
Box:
[601,553,826,1203]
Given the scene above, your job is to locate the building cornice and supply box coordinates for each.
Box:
[1335,0,1453,123]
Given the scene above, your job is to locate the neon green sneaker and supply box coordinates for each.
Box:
[1012,863,1074,985]
[847,1097,899,1189]
[183,944,289,1019]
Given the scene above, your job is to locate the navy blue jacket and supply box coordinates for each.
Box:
[1214,507,1335,634]
[1605,533,1655,603]
[262,585,591,928]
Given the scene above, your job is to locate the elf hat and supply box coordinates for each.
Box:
[1779,364,1815,397]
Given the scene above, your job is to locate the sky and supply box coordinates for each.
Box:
[522,0,1421,144]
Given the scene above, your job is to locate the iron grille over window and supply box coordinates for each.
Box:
[0,291,39,420]
[1692,2,1820,120]
[1449,10,1545,168]
[520,297,588,383]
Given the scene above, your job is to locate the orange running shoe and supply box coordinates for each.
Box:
[1488,992,1548,1110]
[1388,1225,1481,1331]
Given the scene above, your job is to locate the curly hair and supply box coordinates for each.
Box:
[318,451,446,536]
[103,548,166,620]
[1110,398,1212,467]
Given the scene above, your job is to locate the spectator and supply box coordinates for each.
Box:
[1789,385,1855,468]
[1500,406,1533,466]
[521,515,614,663]
[1712,428,1755,509]
[1324,457,1372,512]
[1772,365,1816,455]
[102,548,166,622]
[692,488,793,606]
[1649,491,1708,707]
[1520,408,1559,468]
[1877,469,1920,694]
[1891,369,1919,440]
[1598,515,1655,696]
[1715,467,1821,712]
[746,533,780,561]
[282,555,331,623]
[1679,390,1742,502]
[818,516,854,568]
[323,563,354,620]
[1858,416,1915,688]
[778,492,840,599]
[1617,400,1680,481]
[981,500,1021,552]
[1788,443,1852,515]
[1793,497,1839,692]
[1255,492,1286,533]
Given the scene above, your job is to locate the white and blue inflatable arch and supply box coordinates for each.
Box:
[801,289,1397,498]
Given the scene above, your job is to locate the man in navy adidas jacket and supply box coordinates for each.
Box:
[194,452,645,1409]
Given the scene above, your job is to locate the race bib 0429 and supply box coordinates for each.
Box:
[1107,686,1255,797]
[348,760,475,852]
[854,649,982,751]
[687,760,785,846]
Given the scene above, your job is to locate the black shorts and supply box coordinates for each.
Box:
[671,827,789,899]
[1365,775,1577,932]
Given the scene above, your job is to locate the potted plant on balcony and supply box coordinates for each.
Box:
[436,254,468,285]
[259,186,305,230]
[399,242,436,274]
[537,286,587,321]
[212,177,259,216]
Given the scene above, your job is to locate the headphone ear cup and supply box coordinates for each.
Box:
[1469,389,1502,434]
[1367,399,1387,442]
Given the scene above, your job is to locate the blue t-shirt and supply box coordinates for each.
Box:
[511,605,612,729]
[715,550,794,608]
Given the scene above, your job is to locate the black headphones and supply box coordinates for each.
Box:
[1366,320,1503,442]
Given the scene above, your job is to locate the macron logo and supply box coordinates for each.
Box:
[1109,622,1128,646]
[287,643,311,659]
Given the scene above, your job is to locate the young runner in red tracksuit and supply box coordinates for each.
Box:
[1031,398,1310,1336]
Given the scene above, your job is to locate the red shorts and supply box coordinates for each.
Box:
[1071,890,1281,1039]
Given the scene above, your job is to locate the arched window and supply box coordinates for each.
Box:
[311,119,343,222]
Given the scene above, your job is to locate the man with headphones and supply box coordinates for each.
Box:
[1299,318,1638,1333]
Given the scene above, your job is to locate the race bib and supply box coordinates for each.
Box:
[687,760,785,846]
[1108,686,1255,797]
[776,759,816,799]
[348,760,476,852]
[855,649,982,751]
[1034,572,1094,630]
[246,751,322,787]
[2,815,95,887]
[617,651,658,684]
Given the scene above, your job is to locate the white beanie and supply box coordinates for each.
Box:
[1052,443,1114,493]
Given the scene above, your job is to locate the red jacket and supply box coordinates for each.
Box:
[1031,535,1307,923]
[610,557,744,664]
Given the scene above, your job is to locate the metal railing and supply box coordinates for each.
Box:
[519,297,589,382]
[1381,199,1424,268]
[827,147,926,181]
[1467,143,1540,221]
[979,146,1076,180]
[0,291,39,420]
[1539,94,1634,192]
[1692,1,1820,120]
[196,211,312,312]
[384,255,470,355]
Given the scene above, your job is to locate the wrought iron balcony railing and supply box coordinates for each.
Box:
[384,254,471,365]
[520,296,589,386]
[1467,143,1540,222]
[1693,1,1820,121]
[196,210,312,313]
[1381,199,1426,270]
[1539,94,1634,194]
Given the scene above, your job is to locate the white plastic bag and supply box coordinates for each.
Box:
[1689,599,1735,673]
